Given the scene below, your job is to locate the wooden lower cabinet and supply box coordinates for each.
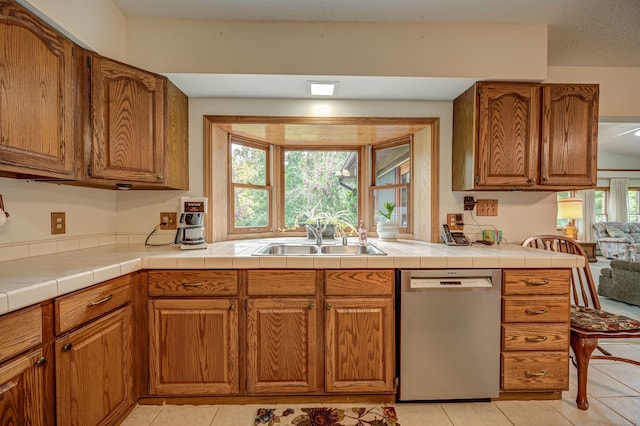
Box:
[500,269,570,394]
[56,306,133,426]
[0,349,46,425]
[148,298,239,395]
[325,297,394,393]
[246,298,317,394]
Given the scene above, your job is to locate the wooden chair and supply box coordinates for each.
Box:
[522,235,640,410]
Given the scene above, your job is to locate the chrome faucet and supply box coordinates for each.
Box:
[305,219,323,246]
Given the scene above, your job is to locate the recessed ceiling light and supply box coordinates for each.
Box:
[308,81,338,97]
[635,130,640,137]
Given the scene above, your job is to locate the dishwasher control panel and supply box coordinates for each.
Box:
[410,278,492,288]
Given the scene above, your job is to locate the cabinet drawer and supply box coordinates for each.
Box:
[0,305,42,364]
[325,270,394,296]
[503,269,570,295]
[502,323,569,351]
[502,298,569,323]
[247,270,316,296]
[501,351,569,390]
[55,275,131,335]
[148,270,238,296]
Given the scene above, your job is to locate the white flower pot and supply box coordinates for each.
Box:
[377,221,399,241]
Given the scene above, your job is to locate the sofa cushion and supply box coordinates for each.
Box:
[605,225,631,239]
[571,306,640,332]
[600,267,613,278]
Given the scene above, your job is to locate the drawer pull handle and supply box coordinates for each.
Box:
[182,282,203,287]
[87,294,113,307]
[35,356,47,367]
[525,370,548,377]
[525,279,549,286]
[525,308,548,315]
[62,343,73,352]
[525,336,548,343]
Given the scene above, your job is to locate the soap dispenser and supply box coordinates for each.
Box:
[357,220,368,245]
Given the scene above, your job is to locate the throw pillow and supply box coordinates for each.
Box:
[606,225,631,239]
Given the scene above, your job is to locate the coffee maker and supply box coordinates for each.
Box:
[175,196,208,250]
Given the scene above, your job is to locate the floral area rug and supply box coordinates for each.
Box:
[254,406,400,426]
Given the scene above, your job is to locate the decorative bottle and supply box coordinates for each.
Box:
[357,220,368,245]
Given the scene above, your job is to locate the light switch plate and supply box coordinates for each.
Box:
[476,200,498,216]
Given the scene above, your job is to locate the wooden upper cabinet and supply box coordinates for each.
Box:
[540,84,599,187]
[452,81,599,191]
[81,52,188,190]
[89,56,167,186]
[477,83,540,188]
[0,0,75,179]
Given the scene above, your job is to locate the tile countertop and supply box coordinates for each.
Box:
[0,237,584,315]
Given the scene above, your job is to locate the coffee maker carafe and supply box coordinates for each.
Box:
[175,197,208,250]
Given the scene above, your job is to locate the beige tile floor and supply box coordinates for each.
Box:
[123,258,640,426]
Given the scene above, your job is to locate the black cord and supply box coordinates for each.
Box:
[145,223,174,247]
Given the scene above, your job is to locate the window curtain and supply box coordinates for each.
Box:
[577,189,595,241]
[609,178,629,222]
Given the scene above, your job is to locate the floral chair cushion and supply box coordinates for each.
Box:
[571,305,640,332]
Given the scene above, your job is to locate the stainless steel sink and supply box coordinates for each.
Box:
[252,243,386,256]
[320,244,386,255]
[253,243,319,255]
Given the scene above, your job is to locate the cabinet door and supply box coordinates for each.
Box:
[56,306,133,426]
[148,299,239,395]
[540,84,599,187]
[477,83,540,188]
[90,56,166,184]
[0,349,45,426]
[325,298,394,393]
[0,1,74,178]
[246,298,317,394]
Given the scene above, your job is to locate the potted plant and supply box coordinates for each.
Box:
[295,206,357,240]
[376,202,400,240]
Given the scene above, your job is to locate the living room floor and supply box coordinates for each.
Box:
[122,257,640,426]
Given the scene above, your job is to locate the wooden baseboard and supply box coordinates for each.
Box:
[137,394,396,406]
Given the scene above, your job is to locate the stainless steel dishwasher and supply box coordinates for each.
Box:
[398,269,501,401]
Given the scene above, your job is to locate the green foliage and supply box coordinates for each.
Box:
[378,202,396,221]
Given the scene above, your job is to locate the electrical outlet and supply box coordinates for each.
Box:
[463,196,476,211]
[477,199,498,216]
[51,212,66,234]
[159,212,178,230]
[446,213,464,230]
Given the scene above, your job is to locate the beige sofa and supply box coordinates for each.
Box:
[592,222,640,260]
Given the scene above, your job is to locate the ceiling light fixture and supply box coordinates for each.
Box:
[308,81,338,97]
[635,130,640,137]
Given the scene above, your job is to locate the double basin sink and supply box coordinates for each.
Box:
[253,242,386,256]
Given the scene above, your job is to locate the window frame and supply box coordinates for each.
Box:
[370,136,412,233]
[227,135,272,234]
[595,187,609,223]
[628,187,640,222]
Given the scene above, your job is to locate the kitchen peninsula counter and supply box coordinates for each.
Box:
[0,237,583,315]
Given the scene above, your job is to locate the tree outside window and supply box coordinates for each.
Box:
[628,188,640,222]
[284,149,358,230]
[229,139,270,232]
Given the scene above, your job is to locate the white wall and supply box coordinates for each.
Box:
[0,178,116,245]
[116,97,558,244]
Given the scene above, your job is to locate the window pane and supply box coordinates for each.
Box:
[283,150,358,229]
[231,143,266,185]
[234,187,268,227]
[374,187,408,227]
[629,189,640,222]
[595,190,607,222]
[375,144,410,185]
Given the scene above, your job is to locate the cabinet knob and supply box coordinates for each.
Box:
[35,356,47,367]
[229,304,236,311]
[308,303,315,310]
[62,343,73,352]
[156,175,164,180]
[326,303,332,310]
